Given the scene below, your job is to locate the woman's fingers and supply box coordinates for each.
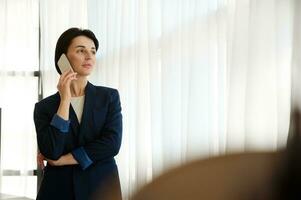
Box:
[59,68,72,83]
[58,69,77,87]
[37,153,60,168]
[61,71,77,86]
[46,158,59,166]
[57,69,77,100]
[37,153,45,170]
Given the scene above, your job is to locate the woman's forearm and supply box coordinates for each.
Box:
[56,100,70,120]
[46,153,78,166]
[60,153,78,165]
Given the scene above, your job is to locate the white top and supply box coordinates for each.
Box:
[70,95,85,123]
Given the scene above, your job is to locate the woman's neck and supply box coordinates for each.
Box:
[70,76,87,97]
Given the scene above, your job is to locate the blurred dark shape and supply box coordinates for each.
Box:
[91,171,122,200]
[129,109,301,200]
[272,109,301,200]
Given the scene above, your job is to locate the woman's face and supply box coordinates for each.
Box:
[66,35,96,76]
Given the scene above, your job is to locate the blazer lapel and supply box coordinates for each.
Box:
[69,105,80,135]
[77,82,96,145]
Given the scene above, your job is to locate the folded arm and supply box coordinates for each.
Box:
[36,89,122,170]
[71,89,122,170]
[34,103,71,160]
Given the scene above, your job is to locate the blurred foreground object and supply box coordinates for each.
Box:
[131,152,283,200]
[131,110,301,200]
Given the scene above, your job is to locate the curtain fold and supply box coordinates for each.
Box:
[226,0,293,151]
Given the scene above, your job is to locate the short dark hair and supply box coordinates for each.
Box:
[54,27,99,74]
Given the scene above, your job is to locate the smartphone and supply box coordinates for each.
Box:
[57,54,74,74]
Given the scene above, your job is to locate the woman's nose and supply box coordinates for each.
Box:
[85,51,92,59]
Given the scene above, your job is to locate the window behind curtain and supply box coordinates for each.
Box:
[0,0,39,198]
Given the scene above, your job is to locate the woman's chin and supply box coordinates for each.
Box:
[77,70,92,77]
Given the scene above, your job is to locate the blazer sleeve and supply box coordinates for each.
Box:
[72,89,122,169]
[34,102,70,160]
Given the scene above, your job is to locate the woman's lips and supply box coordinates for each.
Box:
[82,64,92,68]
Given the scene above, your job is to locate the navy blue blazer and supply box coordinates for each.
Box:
[34,82,122,200]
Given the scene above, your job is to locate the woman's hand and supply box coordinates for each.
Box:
[37,152,46,170]
[45,153,78,166]
[57,69,77,102]
[56,69,77,120]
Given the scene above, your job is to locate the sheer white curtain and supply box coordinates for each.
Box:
[39,0,294,199]
[0,0,39,198]
[226,0,292,151]
[291,1,301,113]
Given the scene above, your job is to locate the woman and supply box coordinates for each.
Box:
[34,28,122,200]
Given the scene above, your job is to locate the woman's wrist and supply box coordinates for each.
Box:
[57,154,78,166]
[57,100,70,120]
[46,153,78,166]
[64,153,78,165]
